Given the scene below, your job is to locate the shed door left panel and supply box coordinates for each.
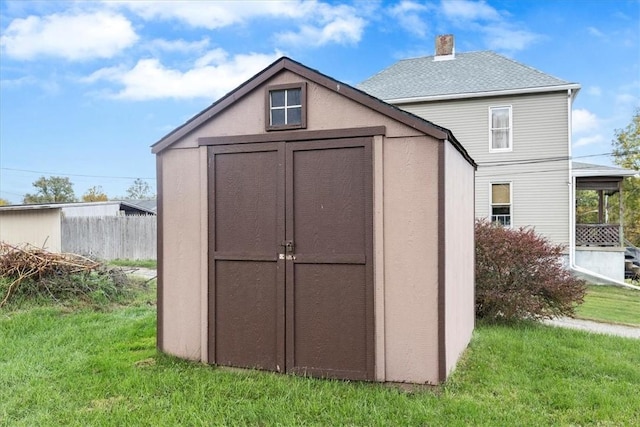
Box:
[208,143,285,371]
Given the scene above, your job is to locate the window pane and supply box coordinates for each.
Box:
[492,108,509,128]
[271,90,285,107]
[287,88,301,106]
[271,109,285,125]
[492,183,510,204]
[287,107,301,124]
[492,130,509,149]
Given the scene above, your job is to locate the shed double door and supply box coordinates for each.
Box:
[208,138,374,380]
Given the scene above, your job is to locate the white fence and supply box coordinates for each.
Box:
[62,215,156,260]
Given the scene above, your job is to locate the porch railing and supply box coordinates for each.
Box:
[576,224,621,246]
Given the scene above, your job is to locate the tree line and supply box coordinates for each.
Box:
[0,177,155,205]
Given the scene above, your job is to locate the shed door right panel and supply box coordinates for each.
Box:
[286,139,374,381]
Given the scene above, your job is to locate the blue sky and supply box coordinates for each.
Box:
[1,0,638,203]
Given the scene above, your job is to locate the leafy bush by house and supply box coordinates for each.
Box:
[475,220,586,321]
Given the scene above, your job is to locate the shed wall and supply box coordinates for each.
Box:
[400,92,570,246]
[0,209,61,252]
[382,136,440,384]
[443,141,475,375]
[158,148,204,360]
[170,71,423,151]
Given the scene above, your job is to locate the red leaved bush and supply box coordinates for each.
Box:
[475,220,586,321]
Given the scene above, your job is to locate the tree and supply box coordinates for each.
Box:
[0,198,10,206]
[475,220,586,322]
[612,109,640,246]
[81,186,109,202]
[125,178,154,199]
[23,176,76,204]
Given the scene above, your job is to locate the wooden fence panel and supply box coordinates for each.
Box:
[61,215,157,260]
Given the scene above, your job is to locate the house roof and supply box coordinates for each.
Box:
[572,161,639,178]
[358,51,580,103]
[0,200,156,215]
[150,56,476,168]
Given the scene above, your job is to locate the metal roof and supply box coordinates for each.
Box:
[358,51,579,102]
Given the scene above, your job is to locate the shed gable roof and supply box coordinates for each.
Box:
[358,51,580,102]
[151,57,475,167]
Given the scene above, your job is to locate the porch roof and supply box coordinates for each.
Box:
[572,161,638,178]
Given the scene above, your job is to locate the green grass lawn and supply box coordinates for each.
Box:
[2,290,639,426]
[574,285,640,326]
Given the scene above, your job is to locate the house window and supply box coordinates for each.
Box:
[491,183,511,226]
[266,83,306,130]
[490,106,512,151]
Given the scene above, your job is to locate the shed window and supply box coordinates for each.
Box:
[266,83,306,130]
[491,182,511,226]
[490,106,512,151]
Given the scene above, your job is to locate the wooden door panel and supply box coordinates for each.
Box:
[292,263,369,378]
[208,143,285,371]
[291,146,366,257]
[286,139,374,380]
[215,261,279,370]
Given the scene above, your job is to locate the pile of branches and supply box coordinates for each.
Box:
[0,242,113,307]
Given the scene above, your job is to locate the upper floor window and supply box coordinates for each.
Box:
[491,182,512,226]
[489,106,512,152]
[266,83,306,130]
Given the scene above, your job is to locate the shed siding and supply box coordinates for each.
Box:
[0,209,62,252]
[159,148,203,360]
[401,91,570,245]
[383,136,440,384]
[443,141,475,375]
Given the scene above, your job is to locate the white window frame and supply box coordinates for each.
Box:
[266,82,306,131]
[489,105,513,152]
[490,181,513,227]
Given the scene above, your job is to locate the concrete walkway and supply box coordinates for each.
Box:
[543,317,640,339]
[124,267,157,280]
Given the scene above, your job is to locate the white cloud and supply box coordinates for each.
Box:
[85,50,281,100]
[440,0,500,21]
[147,38,210,53]
[573,134,604,148]
[573,109,600,134]
[587,26,604,37]
[113,0,366,47]
[109,0,308,29]
[389,1,431,37]
[276,14,365,47]
[0,11,138,61]
[482,26,540,52]
[587,86,602,96]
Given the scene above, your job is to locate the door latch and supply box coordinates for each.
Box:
[279,240,295,260]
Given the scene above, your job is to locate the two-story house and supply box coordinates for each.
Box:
[359,35,635,284]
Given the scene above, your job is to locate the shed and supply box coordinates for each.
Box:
[152,57,476,384]
[0,204,62,251]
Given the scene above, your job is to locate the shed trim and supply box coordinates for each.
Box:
[156,154,164,351]
[151,57,476,169]
[198,126,386,146]
[437,141,447,383]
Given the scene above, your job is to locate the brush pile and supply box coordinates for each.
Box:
[0,242,128,307]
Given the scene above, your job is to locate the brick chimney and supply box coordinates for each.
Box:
[434,34,455,61]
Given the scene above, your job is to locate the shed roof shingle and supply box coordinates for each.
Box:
[358,51,578,101]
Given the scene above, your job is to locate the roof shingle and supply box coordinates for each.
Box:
[358,51,577,101]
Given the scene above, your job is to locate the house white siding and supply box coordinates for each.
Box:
[400,91,570,246]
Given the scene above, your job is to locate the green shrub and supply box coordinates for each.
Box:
[475,220,587,321]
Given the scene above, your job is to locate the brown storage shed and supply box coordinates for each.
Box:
[152,57,476,384]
